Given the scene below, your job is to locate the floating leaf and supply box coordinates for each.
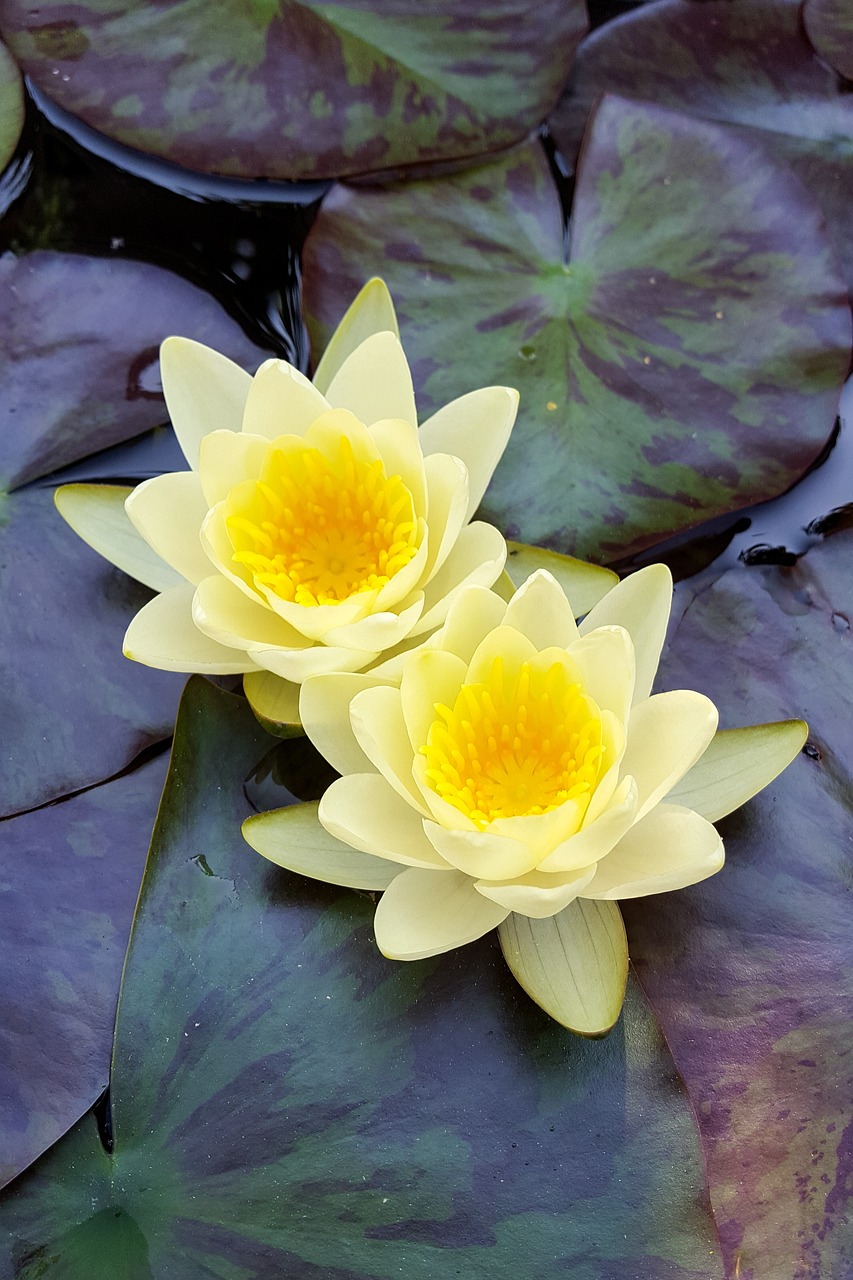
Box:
[304,103,850,561]
[0,251,271,489]
[0,679,723,1278]
[0,36,22,171]
[552,0,853,290]
[0,0,587,181]
[0,488,182,816]
[804,0,853,81]
[624,530,853,1276]
[0,754,166,1188]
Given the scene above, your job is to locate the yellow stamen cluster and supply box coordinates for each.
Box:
[422,657,603,829]
[226,436,419,606]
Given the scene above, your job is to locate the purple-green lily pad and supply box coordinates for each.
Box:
[551,0,853,291]
[623,529,853,1277]
[0,36,22,171]
[804,0,853,81]
[0,251,272,490]
[0,487,182,817]
[0,678,724,1277]
[0,0,587,181]
[0,753,166,1189]
[303,100,851,562]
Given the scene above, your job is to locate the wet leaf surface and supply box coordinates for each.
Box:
[0,0,587,181]
[623,529,853,1278]
[0,753,167,1189]
[304,103,850,562]
[0,487,182,817]
[0,251,271,490]
[551,0,853,290]
[804,0,853,81]
[0,679,724,1279]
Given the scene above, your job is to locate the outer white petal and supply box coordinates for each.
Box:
[250,640,377,681]
[123,582,252,673]
[423,822,539,880]
[350,686,431,816]
[668,720,808,822]
[312,278,399,394]
[324,331,417,427]
[241,359,330,439]
[412,522,507,635]
[502,569,580,650]
[54,484,183,592]
[539,777,638,874]
[582,803,724,899]
[197,430,271,506]
[579,564,672,704]
[323,595,424,653]
[300,672,395,776]
[243,801,399,890]
[193,576,307,650]
[374,868,509,960]
[160,336,252,469]
[320,775,448,869]
[125,472,212,585]
[418,386,519,521]
[488,801,585,860]
[621,691,719,820]
[475,864,597,919]
[431,584,507,664]
[420,453,470,581]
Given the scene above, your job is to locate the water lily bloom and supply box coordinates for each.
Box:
[245,564,806,1027]
[55,280,517,695]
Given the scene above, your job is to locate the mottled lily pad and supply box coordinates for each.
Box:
[552,0,853,290]
[624,529,853,1277]
[0,487,182,816]
[0,251,271,490]
[804,0,853,81]
[0,36,22,171]
[304,101,850,561]
[0,0,587,181]
[0,679,724,1278]
[0,753,167,1188]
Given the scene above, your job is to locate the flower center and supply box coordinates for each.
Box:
[225,437,419,606]
[422,657,603,829]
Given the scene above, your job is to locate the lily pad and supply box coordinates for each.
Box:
[804,0,853,81]
[551,0,853,290]
[0,36,22,172]
[0,753,167,1189]
[303,101,851,561]
[0,487,182,816]
[0,0,587,181]
[0,678,724,1278]
[0,251,272,490]
[623,529,853,1277]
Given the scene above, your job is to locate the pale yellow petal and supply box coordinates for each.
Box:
[241,359,330,439]
[582,803,724,899]
[579,563,672,704]
[369,416,427,516]
[499,899,628,1035]
[324,594,425,652]
[421,452,469,581]
[243,670,302,738]
[250,640,376,681]
[668,720,808,822]
[583,711,627,826]
[320,775,447,869]
[400,648,467,753]
[324,331,417,427]
[350,686,430,815]
[621,691,719,820]
[200,503,263,602]
[312,278,399,395]
[418,386,519,521]
[123,582,251,673]
[466,624,538,686]
[372,531,429,613]
[243,801,399,890]
[197,430,271,506]
[54,484,182,592]
[566,625,635,722]
[300,672,395,776]
[412,753,479,829]
[504,542,618,617]
[538,777,638,873]
[423,822,539,880]
[413,522,507,635]
[303,407,382,466]
[475,864,597,918]
[374,868,509,960]
[193,575,306,650]
[431,584,507,664]
[160,336,252,469]
[125,471,212,585]
[260,588,377,642]
[502,569,579,650]
[488,800,585,860]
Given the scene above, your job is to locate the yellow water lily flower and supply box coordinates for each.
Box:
[55,280,517,691]
[245,565,806,1029]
